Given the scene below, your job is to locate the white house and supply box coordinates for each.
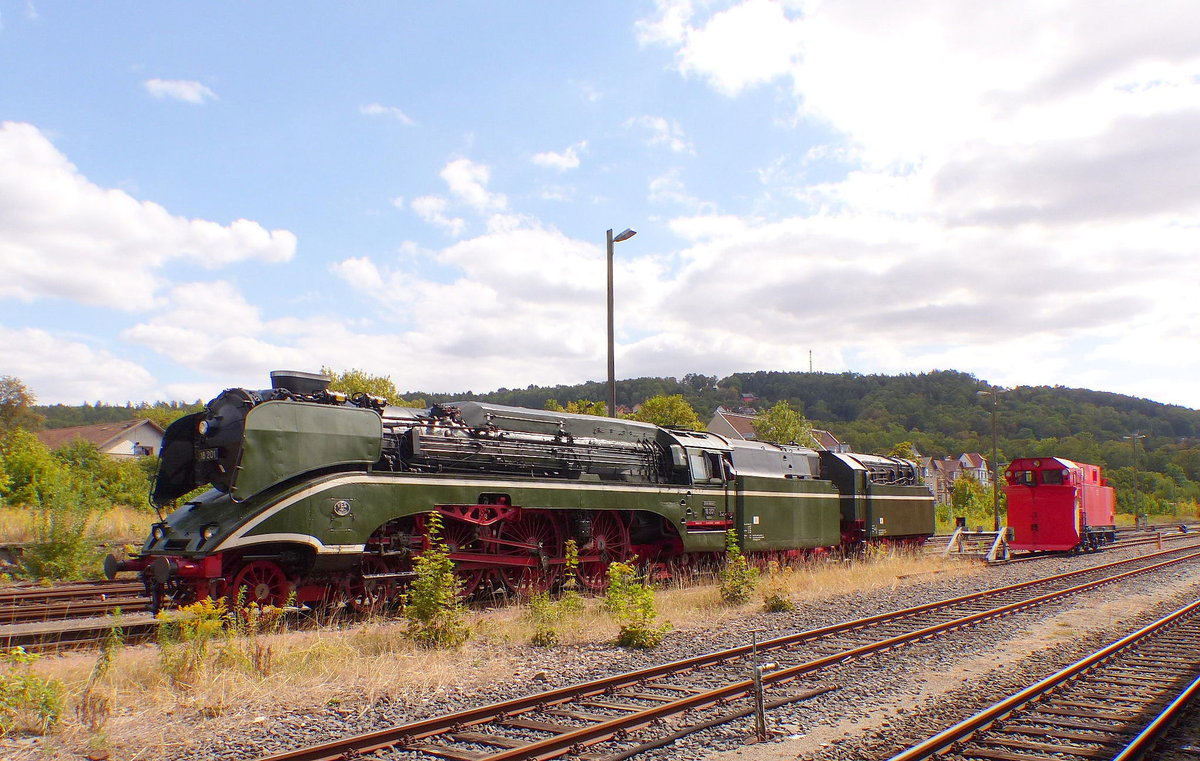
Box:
[37,419,166,459]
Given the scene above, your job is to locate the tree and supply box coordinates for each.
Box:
[752,401,816,446]
[950,474,992,524]
[0,376,45,433]
[544,399,608,416]
[321,367,426,407]
[134,401,205,430]
[888,441,920,461]
[627,395,704,430]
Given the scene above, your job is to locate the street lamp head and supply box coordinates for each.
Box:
[613,228,637,243]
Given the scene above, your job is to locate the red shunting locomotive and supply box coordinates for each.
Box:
[1004,457,1117,553]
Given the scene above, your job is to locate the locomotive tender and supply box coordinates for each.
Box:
[1004,456,1117,553]
[113,371,935,609]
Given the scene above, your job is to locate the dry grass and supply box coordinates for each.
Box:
[0,505,151,545]
[13,551,975,760]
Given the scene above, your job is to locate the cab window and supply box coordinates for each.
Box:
[688,452,711,482]
[1010,470,1036,486]
[1041,469,1065,485]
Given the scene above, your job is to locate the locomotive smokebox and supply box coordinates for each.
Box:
[270,370,331,395]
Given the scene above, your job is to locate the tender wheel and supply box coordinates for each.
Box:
[228,560,291,607]
[577,512,632,591]
[496,513,563,597]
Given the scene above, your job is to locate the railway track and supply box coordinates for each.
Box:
[887,596,1200,761]
[252,542,1200,761]
[0,579,149,624]
[0,579,155,652]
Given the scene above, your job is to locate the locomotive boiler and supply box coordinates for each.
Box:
[111,371,935,609]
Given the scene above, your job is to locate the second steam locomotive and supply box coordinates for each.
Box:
[113,371,935,609]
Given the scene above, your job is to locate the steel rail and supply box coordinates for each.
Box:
[1111,669,1200,761]
[254,545,1200,761]
[0,596,150,624]
[0,580,144,605]
[0,619,159,653]
[885,597,1200,761]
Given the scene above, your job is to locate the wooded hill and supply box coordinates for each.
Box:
[416,369,1200,515]
[34,369,1200,514]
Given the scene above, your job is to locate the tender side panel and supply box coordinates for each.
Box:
[736,475,841,551]
[866,484,936,539]
[233,401,383,500]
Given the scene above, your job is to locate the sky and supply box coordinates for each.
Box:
[2,1,1199,410]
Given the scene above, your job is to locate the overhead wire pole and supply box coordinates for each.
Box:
[606,228,636,418]
[977,388,1002,532]
[1124,433,1146,517]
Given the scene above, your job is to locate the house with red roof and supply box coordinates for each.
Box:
[37,419,165,459]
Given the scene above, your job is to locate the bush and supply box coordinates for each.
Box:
[0,428,64,508]
[156,592,290,689]
[604,561,670,649]
[527,591,561,647]
[761,560,795,613]
[719,530,759,605]
[156,597,229,690]
[404,513,470,649]
[20,487,103,581]
[0,647,63,736]
[76,615,123,736]
[52,440,153,509]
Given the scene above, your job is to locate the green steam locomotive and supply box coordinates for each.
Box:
[110,371,935,610]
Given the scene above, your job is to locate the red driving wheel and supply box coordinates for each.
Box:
[228,560,291,607]
[577,512,631,591]
[496,512,563,597]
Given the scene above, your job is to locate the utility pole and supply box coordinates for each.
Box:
[1124,433,1146,516]
[605,228,636,417]
[977,388,1002,532]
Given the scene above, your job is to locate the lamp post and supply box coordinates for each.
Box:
[1123,433,1146,518]
[977,388,1002,531]
[606,228,636,417]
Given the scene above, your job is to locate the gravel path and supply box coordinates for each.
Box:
[5,542,1200,761]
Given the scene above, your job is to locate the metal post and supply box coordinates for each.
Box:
[751,629,767,741]
[606,229,615,417]
[605,228,635,418]
[1124,433,1146,517]
[989,393,999,532]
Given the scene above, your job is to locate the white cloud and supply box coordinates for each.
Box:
[627,0,1200,406]
[0,325,157,404]
[404,158,512,237]
[360,102,416,126]
[409,195,466,236]
[441,158,507,211]
[625,115,694,154]
[0,122,296,310]
[143,78,217,104]
[122,280,306,374]
[663,0,803,96]
[532,141,587,171]
[648,170,716,213]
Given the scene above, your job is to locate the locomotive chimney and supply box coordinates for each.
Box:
[270,370,332,395]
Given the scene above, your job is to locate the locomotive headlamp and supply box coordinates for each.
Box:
[198,419,211,435]
[200,524,220,542]
[150,524,166,542]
